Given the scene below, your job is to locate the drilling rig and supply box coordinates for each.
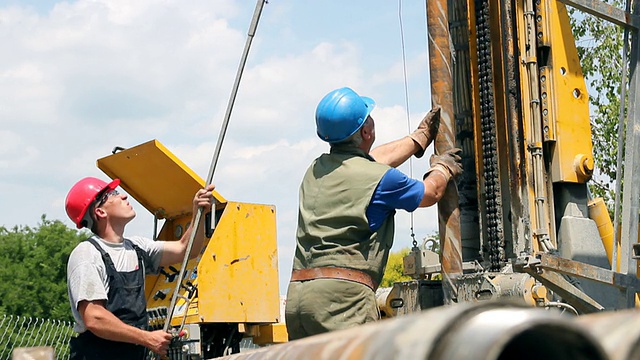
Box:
[381,0,640,317]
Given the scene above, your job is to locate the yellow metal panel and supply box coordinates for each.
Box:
[97,139,280,326]
[145,201,280,326]
[96,139,226,219]
[539,0,594,183]
[252,323,289,345]
[198,202,280,323]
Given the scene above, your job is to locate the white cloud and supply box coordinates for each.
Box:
[0,0,437,296]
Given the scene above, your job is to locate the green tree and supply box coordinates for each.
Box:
[381,247,412,287]
[570,0,626,211]
[0,215,87,321]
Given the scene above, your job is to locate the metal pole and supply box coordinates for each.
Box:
[426,0,462,304]
[619,0,640,307]
[613,0,632,273]
[163,0,267,332]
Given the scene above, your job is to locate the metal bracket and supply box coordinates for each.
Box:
[515,253,640,313]
[515,254,604,313]
[536,253,640,289]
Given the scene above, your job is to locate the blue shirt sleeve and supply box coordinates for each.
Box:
[366,168,425,232]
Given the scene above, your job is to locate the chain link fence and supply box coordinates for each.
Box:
[0,314,74,360]
[0,314,260,359]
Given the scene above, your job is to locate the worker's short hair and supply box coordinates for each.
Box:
[332,116,370,148]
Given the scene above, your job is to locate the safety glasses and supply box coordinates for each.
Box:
[96,189,120,208]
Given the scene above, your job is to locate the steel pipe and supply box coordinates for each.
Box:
[216,302,606,360]
[577,309,640,360]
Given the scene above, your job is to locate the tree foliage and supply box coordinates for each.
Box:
[0,215,87,321]
[570,0,626,211]
[381,247,412,287]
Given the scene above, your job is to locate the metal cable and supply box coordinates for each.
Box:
[398,0,418,247]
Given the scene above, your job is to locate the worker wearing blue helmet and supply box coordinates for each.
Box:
[285,87,462,340]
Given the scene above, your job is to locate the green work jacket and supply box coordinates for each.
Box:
[293,144,395,286]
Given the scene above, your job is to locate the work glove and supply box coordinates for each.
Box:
[426,147,463,182]
[409,106,440,158]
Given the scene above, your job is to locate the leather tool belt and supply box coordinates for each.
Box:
[291,267,378,291]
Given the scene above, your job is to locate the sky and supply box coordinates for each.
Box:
[0,0,440,295]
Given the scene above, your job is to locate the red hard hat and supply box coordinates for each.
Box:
[65,177,120,229]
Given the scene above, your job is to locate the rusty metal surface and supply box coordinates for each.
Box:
[577,309,640,360]
[537,254,640,289]
[502,0,530,258]
[215,302,607,360]
[450,0,482,261]
[427,0,462,305]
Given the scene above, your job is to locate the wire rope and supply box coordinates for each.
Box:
[398,0,418,247]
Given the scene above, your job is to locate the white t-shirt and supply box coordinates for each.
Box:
[66,235,164,333]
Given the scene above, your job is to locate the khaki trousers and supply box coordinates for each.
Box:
[285,278,379,340]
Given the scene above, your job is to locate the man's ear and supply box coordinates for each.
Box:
[94,207,108,221]
[361,124,373,141]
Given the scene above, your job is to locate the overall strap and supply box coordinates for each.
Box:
[85,237,116,271]
[124,239,152,275]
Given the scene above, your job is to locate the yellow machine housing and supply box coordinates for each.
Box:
[96,140,286,353]
[531,0,594,183]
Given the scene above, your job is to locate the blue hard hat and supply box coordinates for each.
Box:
[315,87,376,143]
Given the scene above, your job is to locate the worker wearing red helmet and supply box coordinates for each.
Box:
[285,87,463,340]
[64,177,215,359]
